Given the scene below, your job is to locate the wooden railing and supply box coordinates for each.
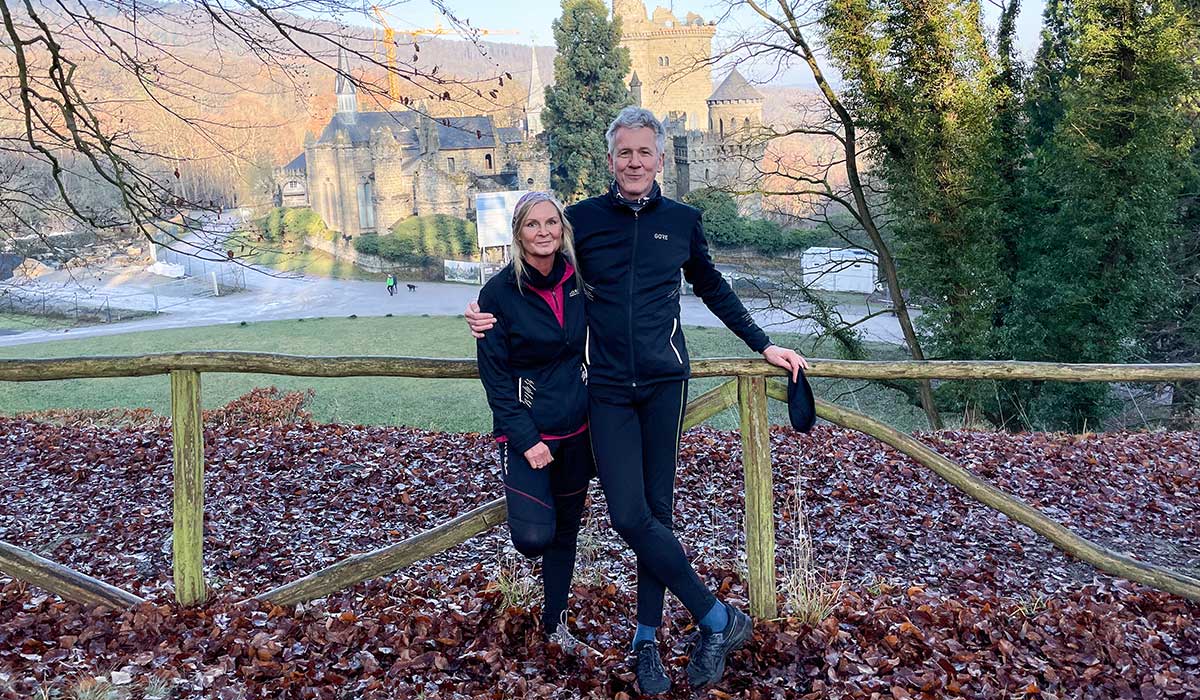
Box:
[2,353,1199,619]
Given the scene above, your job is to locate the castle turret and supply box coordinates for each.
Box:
[629,71,642,107]
[335,47,358,124]
[706,68,763,138]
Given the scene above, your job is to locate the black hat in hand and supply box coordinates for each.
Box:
[787,369,816,433]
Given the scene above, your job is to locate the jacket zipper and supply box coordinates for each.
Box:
[628,209,639,388]
[668,318,682,364]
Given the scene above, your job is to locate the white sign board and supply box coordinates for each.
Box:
[475,190,530,249]
[444,259,482,285]
[801,247,879,294]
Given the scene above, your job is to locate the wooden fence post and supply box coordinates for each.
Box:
[738,374,777,619]
[170,369,206,605]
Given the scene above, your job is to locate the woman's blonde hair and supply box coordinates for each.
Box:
[510,192,582,292]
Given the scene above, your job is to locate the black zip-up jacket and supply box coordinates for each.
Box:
[476,254,589,455]
[567,182,771,387]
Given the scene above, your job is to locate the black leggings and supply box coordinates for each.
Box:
[588,380,717,627]
[500,431,593,631]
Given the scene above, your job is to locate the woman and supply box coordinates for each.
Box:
[476,191,593,636]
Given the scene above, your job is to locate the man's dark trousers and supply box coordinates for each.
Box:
[588,379,718,626]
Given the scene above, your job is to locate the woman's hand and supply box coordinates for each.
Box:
[524,442,553,469]
[466,301,496,339]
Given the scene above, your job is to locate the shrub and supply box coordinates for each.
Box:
[204,387,315,427]
[354,233,380,256]
[684,187,807,255]
[257,207,330,242]
[261,208,284,241]
[354,215,478,264]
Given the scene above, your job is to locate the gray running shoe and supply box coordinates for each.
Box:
[634,640,671,695]
[685,603,752,688]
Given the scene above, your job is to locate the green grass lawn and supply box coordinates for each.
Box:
[0,313,78,332]
[0,315,932,432]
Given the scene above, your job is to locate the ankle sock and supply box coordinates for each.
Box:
[632,623,658,650]
[699,601,728,633]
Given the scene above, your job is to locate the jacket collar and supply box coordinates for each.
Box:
[508,253,574,291]
[521,252,566,291]
[607,180,662,213]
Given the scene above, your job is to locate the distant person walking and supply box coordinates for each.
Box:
[386,274,396,296]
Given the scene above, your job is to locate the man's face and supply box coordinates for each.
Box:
[607,126,664,200]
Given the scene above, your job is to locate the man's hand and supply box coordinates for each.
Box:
[762,345,810,382]
[465,301,496,339]
[524,442,553,470]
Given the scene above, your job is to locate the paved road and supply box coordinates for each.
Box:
[0,220,912,348]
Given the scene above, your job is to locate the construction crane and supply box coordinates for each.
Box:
[370,5,519,104]
[370,5,402,104]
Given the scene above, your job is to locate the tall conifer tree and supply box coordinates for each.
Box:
[543,0,631,201]
[1012,0,1194,429]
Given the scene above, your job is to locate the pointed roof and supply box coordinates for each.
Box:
[335,47,355,96]
[527,44,545,112]
[284,152,307,172]
[708,68,763,103]
[629,70,641,88]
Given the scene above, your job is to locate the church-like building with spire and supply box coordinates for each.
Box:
[276,48,549,237]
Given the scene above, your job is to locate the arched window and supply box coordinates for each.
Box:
[485,153,493,170]
[719,119,724,137]
[744,117,751,129]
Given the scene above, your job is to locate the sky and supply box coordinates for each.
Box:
[375,0,1050,87]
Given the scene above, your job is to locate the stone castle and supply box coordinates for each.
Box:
[614,0,766,211]
[276,48,550,237]
[276,2,765,230]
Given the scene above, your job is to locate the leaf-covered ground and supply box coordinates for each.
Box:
[1,397,1198,698]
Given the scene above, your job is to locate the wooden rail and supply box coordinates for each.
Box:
[0,541,146,608]
[2,353,1198,617]
[3,352,1199,382]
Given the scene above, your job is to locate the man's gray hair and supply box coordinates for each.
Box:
[605,106,666,156]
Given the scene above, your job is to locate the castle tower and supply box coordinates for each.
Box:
[335,47,358,124]
[629,71,643,107]
[526,44,545,136]
[706,68,763,138]
[613,0,714,131]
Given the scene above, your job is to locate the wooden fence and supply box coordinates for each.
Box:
[1,353,1199,619]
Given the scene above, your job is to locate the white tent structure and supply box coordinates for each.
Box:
[801,247,879,294]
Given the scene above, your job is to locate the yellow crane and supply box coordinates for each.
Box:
[370,6,519,105]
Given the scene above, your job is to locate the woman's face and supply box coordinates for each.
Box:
[519,200,563,261]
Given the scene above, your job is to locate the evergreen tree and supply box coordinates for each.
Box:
[824,0,1015,420]
[543,0,631,201]
[1139,3,1200,426]
[1011,0,1194,430]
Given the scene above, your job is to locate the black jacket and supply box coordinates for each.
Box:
[476,254,589,454]
[567,182,771,387]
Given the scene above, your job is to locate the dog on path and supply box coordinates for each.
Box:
[407,284,417,292]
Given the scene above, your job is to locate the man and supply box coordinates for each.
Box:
[468,106,807,693]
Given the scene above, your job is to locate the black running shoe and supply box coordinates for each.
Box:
[634,640,671,695]
[686,603,752,688]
